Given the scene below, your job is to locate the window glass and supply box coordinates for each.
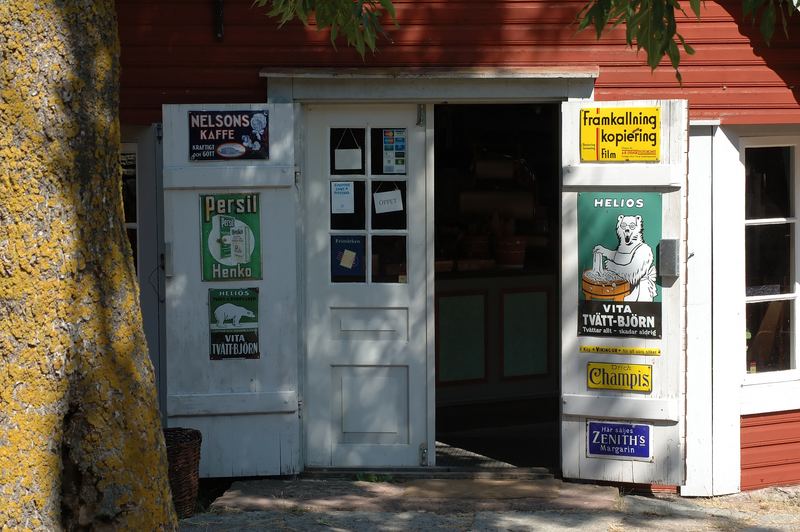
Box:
[745,224,793,296]
[746,147,791,219]
[126,229,138,273]
[330,128,365,175]
[120,150,137,272]
[371,181,407,230]
[744,144,795,374]
[372,235,406,283]
[746,300,791,373]
[330,181,366,230]
[331,235,366,283]
[370,128,407,175]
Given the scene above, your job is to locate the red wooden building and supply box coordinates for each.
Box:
[117,0,800,494]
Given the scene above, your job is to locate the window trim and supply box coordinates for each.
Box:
[739,136,800,407]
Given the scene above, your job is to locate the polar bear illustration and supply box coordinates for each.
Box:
[593,215,657,302]
[214,303,255,327]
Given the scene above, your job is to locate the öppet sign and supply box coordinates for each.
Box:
[580,107,660,162]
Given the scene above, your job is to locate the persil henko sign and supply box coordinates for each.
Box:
[189,110,269,161]
[580,107,660,162]
[587,420,652,461]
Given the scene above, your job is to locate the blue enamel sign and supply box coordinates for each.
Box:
[331,235,365,283]
[587,420,652,461]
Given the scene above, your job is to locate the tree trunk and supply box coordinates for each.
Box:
[0,2,176,529]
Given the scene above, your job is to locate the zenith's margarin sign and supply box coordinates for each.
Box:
[587,420,653,461]
[580,107,660,162]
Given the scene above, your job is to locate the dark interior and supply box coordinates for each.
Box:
[433,104,561,470]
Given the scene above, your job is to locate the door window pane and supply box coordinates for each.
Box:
[330,181,366,230]
[121,152,137,223]
[371,128,407,175]
[371,181,407,230]
[126,228,138,273]
[745,223,793,296]
[330,128,365,175]
[372,235,406,283]
[745,147,791,219]
[331,235,366,283]
[746,300,792,373]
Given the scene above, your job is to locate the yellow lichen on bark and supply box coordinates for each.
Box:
[1,1,176,529]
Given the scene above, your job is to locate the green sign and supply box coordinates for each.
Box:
[209,288,259,360]
[578,192,662,339]
[200,193,261,281]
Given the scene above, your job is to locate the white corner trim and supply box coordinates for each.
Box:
[690,119,721,127]
[741,378,800,415]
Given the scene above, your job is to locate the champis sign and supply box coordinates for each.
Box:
[580,107,660,162]
[587,362,652,393]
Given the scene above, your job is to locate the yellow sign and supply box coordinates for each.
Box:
[580,107,660,162]
[587,362,652,392]
[580,345,661,356]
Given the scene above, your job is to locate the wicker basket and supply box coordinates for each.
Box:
[164,427,202,519]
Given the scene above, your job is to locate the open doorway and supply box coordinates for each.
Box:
[434,104,560,470]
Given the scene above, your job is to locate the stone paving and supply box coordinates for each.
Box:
[180,478,800,531]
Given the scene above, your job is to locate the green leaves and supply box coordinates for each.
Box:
[578,0,796,81]
[254,0,397,57]
[578,0,698,81]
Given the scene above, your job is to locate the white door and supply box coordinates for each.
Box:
[304,104,432,467]
[560,100,688,484]
[162,103,301,477]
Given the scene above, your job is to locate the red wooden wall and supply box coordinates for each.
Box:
[741,410,800,490]
[118,1,800,124]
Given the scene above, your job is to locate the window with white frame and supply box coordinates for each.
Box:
[744,144,797,374]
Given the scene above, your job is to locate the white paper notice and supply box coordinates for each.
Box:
[334,148,362,171]
[340,249,356,269]
[331,181,355,214]
[373,189,403,214]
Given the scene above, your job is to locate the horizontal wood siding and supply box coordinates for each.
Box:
[118,0,800,124]
[741,410,800,490]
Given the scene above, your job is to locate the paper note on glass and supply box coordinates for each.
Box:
[331,181,355,214]
[340,249,356,269]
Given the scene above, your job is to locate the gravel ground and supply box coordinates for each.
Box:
[180,479,800,531]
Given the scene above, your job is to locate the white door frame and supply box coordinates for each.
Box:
[265,69,597,469]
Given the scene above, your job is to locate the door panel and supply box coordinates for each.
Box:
[560,100,688,485]
[162,103,301,477]
[305,105,430,467]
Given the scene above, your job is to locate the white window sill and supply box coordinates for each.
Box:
[741,370,800,415]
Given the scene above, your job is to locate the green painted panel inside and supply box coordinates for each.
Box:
[438,294,485,382]
[503,291,548,376]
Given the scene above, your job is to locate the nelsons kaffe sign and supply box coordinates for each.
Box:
[200,193,261,281]
[578,192,662,339]
[189,110,269,161]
